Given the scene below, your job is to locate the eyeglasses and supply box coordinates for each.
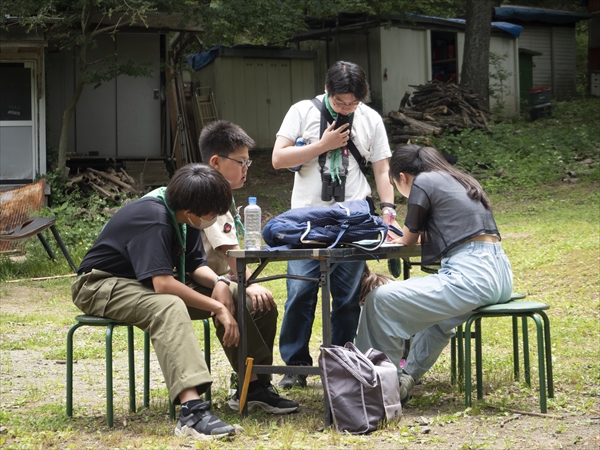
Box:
[219,155,252,168]
[330,96,361,109]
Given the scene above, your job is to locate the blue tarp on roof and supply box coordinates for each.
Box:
[186,44,223,71]
[493,6,591,25]
[410,14,522,37]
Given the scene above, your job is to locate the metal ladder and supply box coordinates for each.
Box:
[194,86,218,130]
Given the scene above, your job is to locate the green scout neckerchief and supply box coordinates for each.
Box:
[144,187,187,283]
[324,94,354,184]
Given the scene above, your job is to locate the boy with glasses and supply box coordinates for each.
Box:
[198,120,299,414]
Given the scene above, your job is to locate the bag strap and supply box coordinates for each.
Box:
[321,344,379,388]
[310,98,372,176]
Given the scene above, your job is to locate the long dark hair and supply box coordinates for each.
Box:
[389,145,491,209]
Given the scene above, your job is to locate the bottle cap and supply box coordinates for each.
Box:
[248,197,257,204]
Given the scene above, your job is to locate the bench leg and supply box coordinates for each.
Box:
[538,311,554,398]
[451,335,457,385]
[203,319,211,403]
[127,326,136,413]
[464,316,477,407]
[522,316,531,386]
[36,233,56,260]
[529,313,547,413]
[475,318,485,400]
[512,316,520,381]
[106,324,115,428]
[144,332,150,409]
[66,323,84,417]
[49,225,78,271]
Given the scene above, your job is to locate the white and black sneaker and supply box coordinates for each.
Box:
[175,401,235,440]
[227,383,299,414]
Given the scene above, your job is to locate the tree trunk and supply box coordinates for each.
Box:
[459,0,496,110]
[57,0,93,175]
[57,52,87,175]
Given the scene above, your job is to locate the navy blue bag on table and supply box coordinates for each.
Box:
[262,199,399,250]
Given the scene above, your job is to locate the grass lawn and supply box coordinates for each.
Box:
[1,179,598,449]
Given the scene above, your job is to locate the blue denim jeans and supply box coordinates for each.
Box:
[279,258,365,366]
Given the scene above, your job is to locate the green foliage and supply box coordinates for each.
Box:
[488,51,512,117]
[432,97,600,192]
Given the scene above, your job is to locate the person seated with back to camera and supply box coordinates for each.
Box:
[355,144,513,403]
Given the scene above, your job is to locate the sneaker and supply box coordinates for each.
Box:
[175,401,235,439]
[227,383,299,414]
[278,373,307,389]
[399,372,415,404]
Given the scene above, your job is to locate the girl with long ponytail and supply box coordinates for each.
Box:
[356,144,513,404]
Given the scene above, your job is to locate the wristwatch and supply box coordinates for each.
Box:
[214,275,231,287]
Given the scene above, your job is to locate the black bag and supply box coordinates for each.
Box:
[319,342,402,434]
[262,199,397,250]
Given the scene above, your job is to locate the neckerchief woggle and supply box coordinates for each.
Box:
[144,187,186,283]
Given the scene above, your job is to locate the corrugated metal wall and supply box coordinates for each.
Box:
[518,25,577,98]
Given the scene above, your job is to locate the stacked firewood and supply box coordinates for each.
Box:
[386,81,493,145]
[66,167,145,201]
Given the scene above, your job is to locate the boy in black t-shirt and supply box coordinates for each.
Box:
[74,164,240,439]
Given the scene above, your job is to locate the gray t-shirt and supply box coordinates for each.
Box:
[405,171,500,265]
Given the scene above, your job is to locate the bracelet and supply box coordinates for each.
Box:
[380,202,396,210]
[214,275,231,286]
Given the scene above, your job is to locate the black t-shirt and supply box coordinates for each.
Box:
[405,171,500,265]
[78,197,206,282]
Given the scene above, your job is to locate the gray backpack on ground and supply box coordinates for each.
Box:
[319,342,402,434]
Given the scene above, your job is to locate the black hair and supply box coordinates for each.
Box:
[199,120,255,163]
[325,61,371,102]
[166,163,231,216]
[389,144,491,209]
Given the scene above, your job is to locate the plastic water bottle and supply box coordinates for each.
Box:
[243,197,262,250]
[289,132,310,172]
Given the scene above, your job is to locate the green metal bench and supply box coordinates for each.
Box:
[450,293,554,413]
[66,314,211,427]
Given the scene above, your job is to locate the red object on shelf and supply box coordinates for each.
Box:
[529,86,550,93]
[447,45,455,60]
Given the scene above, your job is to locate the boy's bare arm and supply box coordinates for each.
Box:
[218,243,276,312]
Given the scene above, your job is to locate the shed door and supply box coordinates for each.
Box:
[0,62,35,182]
[242,59,292,148]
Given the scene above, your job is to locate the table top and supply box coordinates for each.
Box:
[228,244,421,262]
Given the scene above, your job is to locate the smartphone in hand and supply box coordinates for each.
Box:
[334,114,350,130]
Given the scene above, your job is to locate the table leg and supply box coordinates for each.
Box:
[236,258,249,417]
[319,259,332,427]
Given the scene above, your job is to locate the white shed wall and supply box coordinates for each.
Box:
[489,35,520,116]
[379,27,430,115]
[47,33,162,157]
[518,26,554,92]
[551,26,577,97]
[196,56,315,148]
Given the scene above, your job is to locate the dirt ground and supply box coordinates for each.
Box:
[1,283,599,449]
